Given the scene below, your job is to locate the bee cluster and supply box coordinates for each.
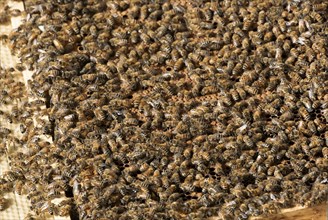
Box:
[0,66,28,212]
[1,0,328,219]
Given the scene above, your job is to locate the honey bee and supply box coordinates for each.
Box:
[313,3,327,11]
[240,70,257,83]
[258,10,266,24]
[271,25,281,38]
[57,203,71,217]
[228,88,239,101]
[174,58,185,71]
[288,71,302,83]
[94,107,106,121]
[223,31,231,44]
[313,118,325,132]
[288,49,300,60]
[274,47,283,61]
[241,37,250,50]
[306,48,315,62]
[230,34,241,47]
[110,37,129,47]
[322,147,328,159]
[243,135,254,148]
[262,202,279,214]
[0,34,9,44]
[0,127,11,136]
[53,39,65,53]
[0,197,8,211]
[311,100,321,109]
[239,17,251,31]
[170,49,181,62]
[299,106,311,121]
[310,11,323,23]
[315,158,328,171]
[244,85,258,95]
[277,18,287,32]
[219,176,231,190]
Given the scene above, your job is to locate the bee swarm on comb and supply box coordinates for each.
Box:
[0,0,327,219]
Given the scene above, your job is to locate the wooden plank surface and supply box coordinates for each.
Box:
[259,203,327,220]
